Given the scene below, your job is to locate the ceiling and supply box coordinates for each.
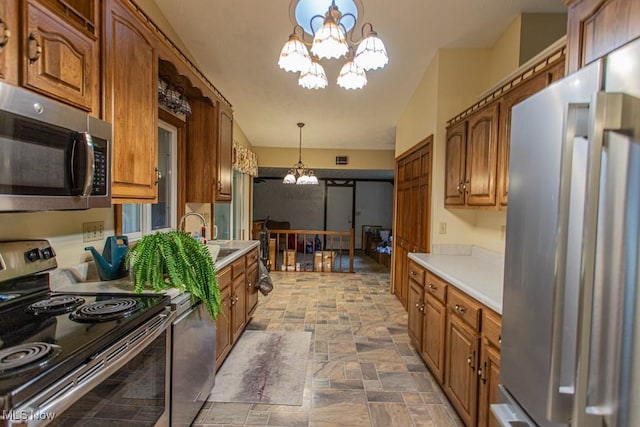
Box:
[153,0,566,151]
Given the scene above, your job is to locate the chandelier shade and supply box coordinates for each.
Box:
[337,59,367,89]
[298,58,328,89]
[283,123,318,185]
[310,9,349,59]
[354,30,388,71]
[278,0,388,90]
[278,32,312,73]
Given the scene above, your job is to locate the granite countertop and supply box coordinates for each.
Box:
[50,240,259,299]
[408,245,504,314]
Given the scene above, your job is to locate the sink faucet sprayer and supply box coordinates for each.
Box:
[178,212,208,242]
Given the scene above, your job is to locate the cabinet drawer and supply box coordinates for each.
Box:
[246,248,259,265]
[425,271,447,304]
[482,308,502,348]
[231,256,245,279]
[447,287,481,331]
[218,265,232,290]
[408,260,425,285]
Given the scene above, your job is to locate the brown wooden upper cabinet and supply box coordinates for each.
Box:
[566,0,640,73]
[23,0,99,113]
[217,104,233,201]
[0,0,98,111]
[445,102,500,208]
[0,0,18,85]
[496,60,565,207]
[186,97,217,203]
[104,0,159,202]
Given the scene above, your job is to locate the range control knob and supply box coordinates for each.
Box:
[25,248,41,262]
[41,247,55,260]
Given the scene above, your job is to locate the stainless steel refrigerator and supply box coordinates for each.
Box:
[493,38,640,427]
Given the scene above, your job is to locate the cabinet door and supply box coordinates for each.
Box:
[231,274,246,343]
[478,339,501,427]
[186,98,217,203]
[445,120,467,206]
[407,277,424,348]
[215,283,232,369]
[0,0,17,84]
[566,0,640,73]
[393,242,408,308]
[217,106,233,201]
[24,0,98,112]
[422,294,447,385]
[104,0,158,202]
[497,73,549,207]
[465,102,499,207]
[416,141,432,252]
[445,313,480,427]
[394,158,406,241]
[408,152,421,249]
[246,264,258,319]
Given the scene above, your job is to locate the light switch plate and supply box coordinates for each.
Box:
[83,221,104,243]
[439,222,447,234]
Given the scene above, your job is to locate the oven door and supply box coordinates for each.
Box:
[8,308,175,427]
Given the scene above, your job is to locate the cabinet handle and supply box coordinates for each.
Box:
[457,180,463,193]
[0,18,10,48]
[481,361,488,384]
[454,304,467,315]
[28,33,41,63]
[467,350,476,370]
[428,283,437,291]
[154,167,161,186]
[217,180,222,191]
[498,335,502,344]
[410,270,416,276]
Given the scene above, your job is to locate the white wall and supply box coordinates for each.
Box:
[0,208,115,268]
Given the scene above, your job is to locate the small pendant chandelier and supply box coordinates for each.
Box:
[283,122,318,185]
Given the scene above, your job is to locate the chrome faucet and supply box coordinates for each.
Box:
[178,212,208,233]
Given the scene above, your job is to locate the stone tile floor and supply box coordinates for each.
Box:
[194,266,463,427]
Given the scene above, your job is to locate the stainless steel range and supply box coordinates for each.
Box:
[0,240,175,426]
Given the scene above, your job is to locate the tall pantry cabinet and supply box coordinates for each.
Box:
[392,136,433,308]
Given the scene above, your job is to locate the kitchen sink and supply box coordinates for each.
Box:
[206,244,239,262]
[217,248,239,258]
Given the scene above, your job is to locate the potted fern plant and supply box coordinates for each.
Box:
[126,231,221,320]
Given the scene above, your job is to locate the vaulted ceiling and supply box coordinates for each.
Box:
[153,0,567,150]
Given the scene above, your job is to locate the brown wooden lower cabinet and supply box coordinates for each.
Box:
[445,311,480,427]
[478,308,502,427]
[421,293,447,384]
[215,248,260,370]
[215,267,232,368]
[407,260,502,427]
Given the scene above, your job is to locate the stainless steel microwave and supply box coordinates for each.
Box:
[0,82,111,211]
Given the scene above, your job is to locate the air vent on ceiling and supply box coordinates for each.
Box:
[335,156,349,165]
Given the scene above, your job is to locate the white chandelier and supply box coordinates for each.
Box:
[278,0,388,90]
[283,122,318,185]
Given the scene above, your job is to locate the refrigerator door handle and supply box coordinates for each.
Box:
[547,102,589,422]
[573,92,640,427]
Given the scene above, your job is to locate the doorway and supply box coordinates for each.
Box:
[324,182,354,250]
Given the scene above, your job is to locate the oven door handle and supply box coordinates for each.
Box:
[10,308,176,427]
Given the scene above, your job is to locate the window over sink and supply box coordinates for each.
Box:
[122,120,178,239]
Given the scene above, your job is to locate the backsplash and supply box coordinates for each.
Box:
[432,244,505,268]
